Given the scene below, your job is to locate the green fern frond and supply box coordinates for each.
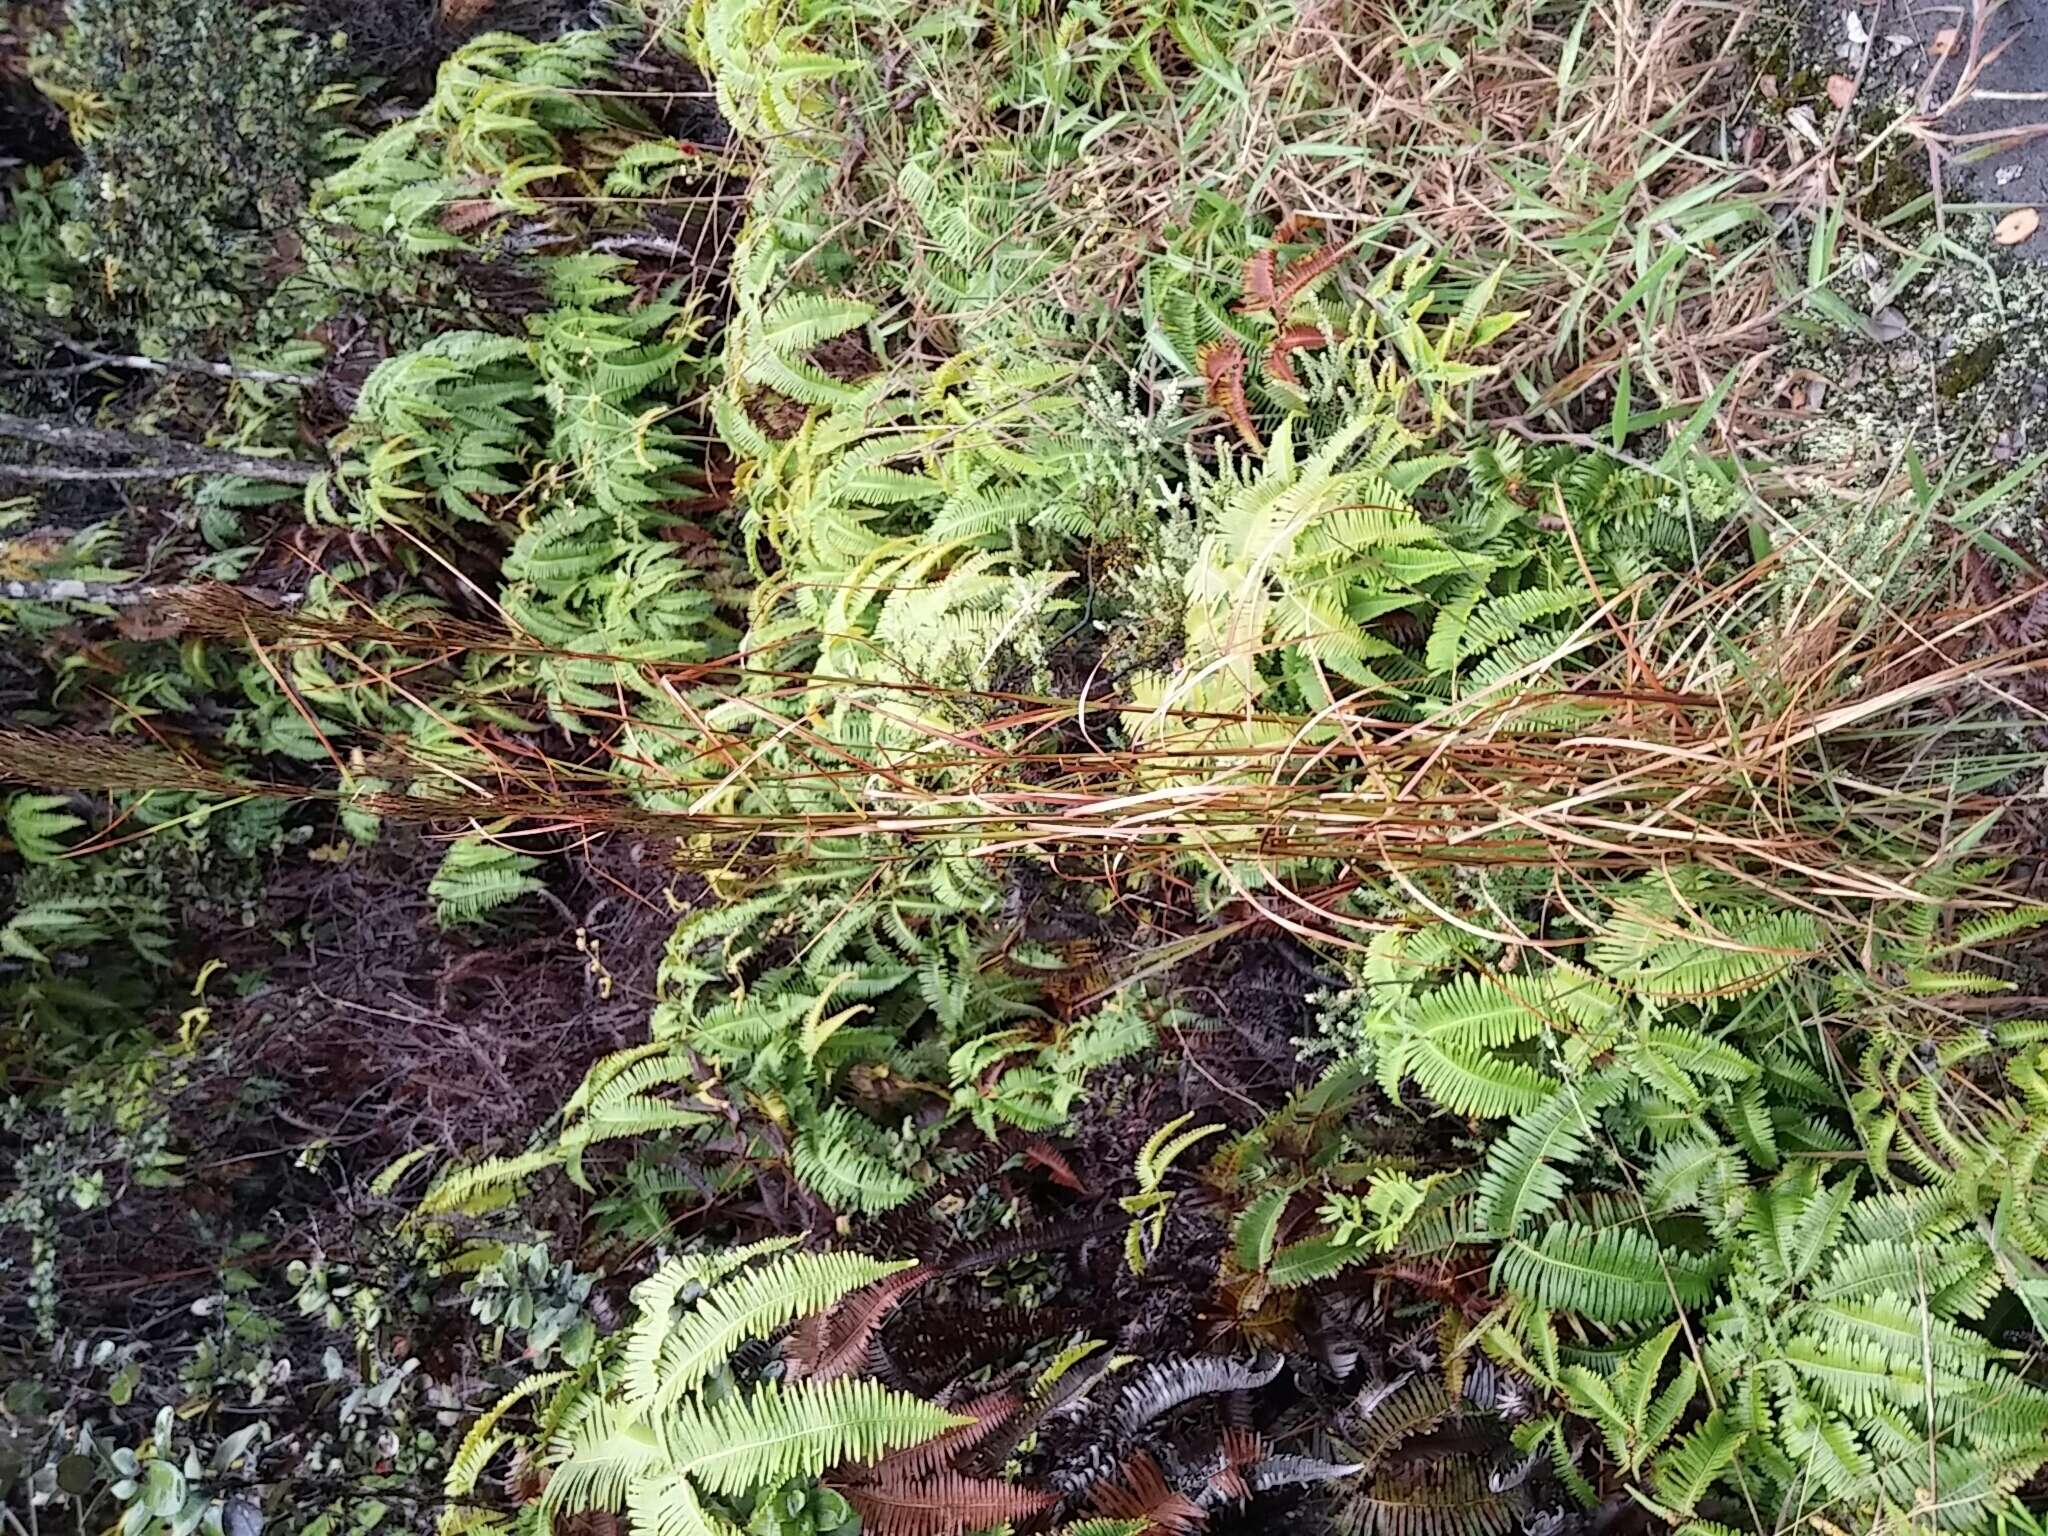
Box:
[1233,1186,1294,1271]
[756,293,873,351]
[1471,1076,1621,1236]
[1491,1224,1721,1321]
[1933,905,2048,954]
[1590,904,1818,1000]
[1646,1411,1744,1518]
[430,836,547,926]
[417,1146,566,1216]
[790,1107,919,1214]
[446,1370,572,1497]
[650,1378,963,1498]
[623,1252,913,1419]
[1391,1035,1556,1120]
[4,792,84,863]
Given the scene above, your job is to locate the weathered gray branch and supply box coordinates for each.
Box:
[49,339,317,387]
[0,462,311,484]
[0,412,321,486]
[0,579,303,607]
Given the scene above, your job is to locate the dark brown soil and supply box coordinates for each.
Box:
[7,823,691,1338]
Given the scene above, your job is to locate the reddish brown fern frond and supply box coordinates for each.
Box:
[1268,242,1349,312]
[1022,1138,1086,1193]
[1263,324,1328,388]
[838,1468,1053,1536]
[870,1390,1025,1480]
[504,1445,548,1504]
[786,1266,933,1381]
[1239,248,1278,312]
[1043,938,1106,1019]
[1198,339,1263,453]
[1206,1427,1266,1504]
[1089,1452,1206,1533]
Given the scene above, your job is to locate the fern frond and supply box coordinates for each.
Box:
[1114,1355,1284,1436]
[1471,1076,1620,1236]
[430,836,546,926]
[791,1107,919,1214]
[1933,905,2048,954]
[1491,1224,1721,1321]
[1590,905,1818,1000]
[785,1265,933,1383]
[1394,1035,1556,1120]
[654,1379,965,1498]
[1330,1459,1523,1536]
[447,1370,572,1498]
[839,1468,1054,1536]
[4,793,83,863]
[624,1252,913,1419]
[417,1146,565,1216]
[1647,1411,1744,1518]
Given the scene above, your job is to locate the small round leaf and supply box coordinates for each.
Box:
[56,1454,99,1496]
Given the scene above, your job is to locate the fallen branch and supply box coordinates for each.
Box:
[0,411,321,485]
[47,338,319,387]
[0,579,303,607]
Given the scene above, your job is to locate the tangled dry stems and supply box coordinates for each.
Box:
[10,556,2044,952]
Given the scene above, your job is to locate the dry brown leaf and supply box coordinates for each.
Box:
[1994,207,2041,245]
[114,601,188,642]
[1826,75,1857,109]
[440,199,499,234]
[1931,25,1958,54]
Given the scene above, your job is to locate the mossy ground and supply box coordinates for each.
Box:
[1766,0,2048,559]
[1781,241,2048,552]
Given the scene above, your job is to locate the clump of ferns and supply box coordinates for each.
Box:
[1317,1363,1549,1536]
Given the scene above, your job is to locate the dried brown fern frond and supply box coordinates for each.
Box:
[1089,1451,1206,1533]
[1264,323,1328,388]
[1240,249,1279,312]
[1272,212,1321,244]
[1198,338,1262,452]
[1328,1460,1524,1536]
[875,1390,1026,1480]
[833,1392,1048,1536]
[786,1265,933,1382]
[1267,242,1349,314]
[840,1467,1053,1536]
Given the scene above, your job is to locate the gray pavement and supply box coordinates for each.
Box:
[1892,0,2048,242]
